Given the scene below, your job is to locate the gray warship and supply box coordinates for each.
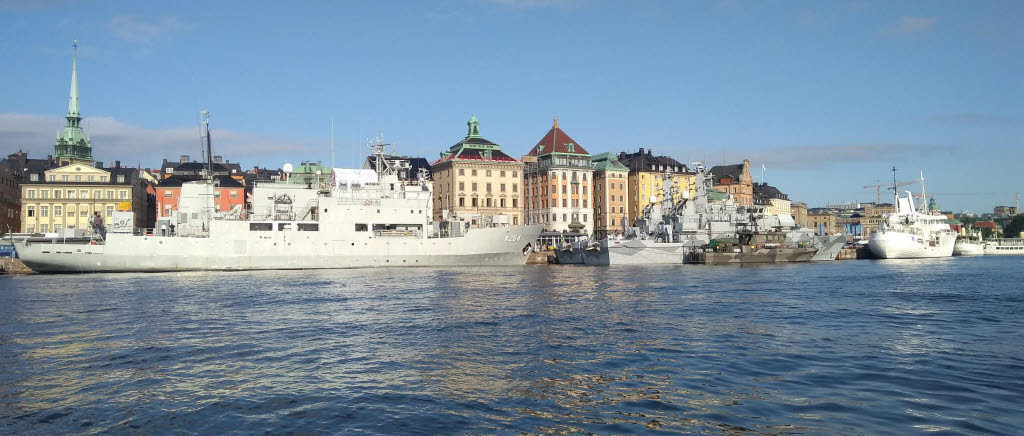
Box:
[557,164,845,265]
[14,113,542,273]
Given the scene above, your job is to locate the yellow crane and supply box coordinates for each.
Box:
[863,179,918,203]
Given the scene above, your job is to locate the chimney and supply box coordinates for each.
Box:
[94,161,104,169]
[115,160,121,168]
[213,155,222,164]
[638,147,645,156]
[180,155,189,163]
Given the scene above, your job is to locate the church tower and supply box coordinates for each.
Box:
[53,40,93,166]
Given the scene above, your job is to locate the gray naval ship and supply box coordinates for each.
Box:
[557,163,845,265]
[14,114,542,273]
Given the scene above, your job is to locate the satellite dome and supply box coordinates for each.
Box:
[283,163,294,173]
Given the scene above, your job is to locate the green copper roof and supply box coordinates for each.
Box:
[707,189,727,201]
[466,115,481,138]
[591,152,627,172]
[54,41,92,164]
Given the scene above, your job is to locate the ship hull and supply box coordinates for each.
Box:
[811,235,847,261]
[868,231,955,259]
[14,225,542,273]
[558,238,701,265]
[953,241,984,256]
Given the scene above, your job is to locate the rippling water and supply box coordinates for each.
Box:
[2,257,1023,435]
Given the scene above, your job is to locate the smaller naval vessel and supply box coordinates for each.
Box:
[557,164,845,265]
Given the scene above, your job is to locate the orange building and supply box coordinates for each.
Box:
[591,152,629,238]
[523,117,594,234]
[710,159,754,206]
[156,175,246,219]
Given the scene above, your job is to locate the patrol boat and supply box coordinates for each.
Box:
[14,113,542,273]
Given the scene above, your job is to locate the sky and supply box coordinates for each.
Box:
[0,0,1021,213]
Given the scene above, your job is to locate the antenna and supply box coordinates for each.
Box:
[201,110,212,180]
[331,118,335,170]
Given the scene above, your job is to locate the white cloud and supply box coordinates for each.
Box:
[894,16,935,34]
[107,15,189,45]
[0,113,317,169]
[672,143,951,170]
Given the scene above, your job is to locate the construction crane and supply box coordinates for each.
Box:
[863,179,918,203]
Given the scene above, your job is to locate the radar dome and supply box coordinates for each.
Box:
[283,163,294,173]
[649,195,658,204]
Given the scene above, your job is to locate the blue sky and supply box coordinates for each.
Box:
[1,0,1021,212]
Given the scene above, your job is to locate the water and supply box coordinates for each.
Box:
[1,257,1023,435]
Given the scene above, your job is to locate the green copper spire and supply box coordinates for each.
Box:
[466,115,480,138]
[54,40,93,165]
[68,39,79,117]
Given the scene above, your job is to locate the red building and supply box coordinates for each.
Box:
[156,175,246,219]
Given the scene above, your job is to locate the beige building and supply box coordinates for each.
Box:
[21,163,148,234]
[791,202,808,227]
[591,152,629,238]
[432,116,524,227]
[808,209,839,236]
[859,202,895,238]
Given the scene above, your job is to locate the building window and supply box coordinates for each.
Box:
[500,199,505,208]
[75,175,82,182]
[486,183,492,193]
[27,190,35,199]
[40,190,48,199]
[164,192,172,198]
[27,206,34,217]
[500,171,506,177]
[30,174,39,181]
[62,175,68,182]
[584,200,588,208]
[94,190,100,198]
[68,190,75,199]
[459,169,464,176]
[562,199,567,207]
[512,199,518,208]
[106,206,114,217]
[41,206,48,217]
[472,198,478,207]
[552,213,557,222]
[472,182,478,192]
[54,206,62,216]
[472,170,477,176]
[117,175,125,183]
[88,175,95,182]
[106,190,114,199]
[230,192,238,198]
[214,192,221,198]
[563,213,567,222]
[80,210,87,217]
[54,190,61,199]
[583,214,587,222]
[120,190,128,199]
[513,171,518,178]
[101,176,108,182]
[513,216,518,225]
[500,183,506,192]
[459,198,465,207]
[486,170,492,177]
[459,182,465,191]
[41,224,48,232]
[583,186,587,195]
[486,198,492,208]
[513,184,518,193]
[81,190,88,198]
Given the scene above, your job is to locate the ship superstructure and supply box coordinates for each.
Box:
[868,169,955,259]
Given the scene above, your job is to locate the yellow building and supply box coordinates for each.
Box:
[21,163,148,234]
[616,149,694,226]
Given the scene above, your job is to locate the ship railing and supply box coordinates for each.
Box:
[336,198,382,206]
[373,229,422,238]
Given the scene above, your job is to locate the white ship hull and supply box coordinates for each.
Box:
[14,225,542,273]
[868,231,955,259]
[953,240,984,256]
[560,239,693,265]
[982,239,1024,255]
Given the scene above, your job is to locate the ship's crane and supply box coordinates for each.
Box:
[863,179,917,203]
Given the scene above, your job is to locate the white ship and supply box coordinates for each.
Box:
[868,170,955,259]
[982,238,1024,255]
[952,230,984,256]
[14,113,542,273]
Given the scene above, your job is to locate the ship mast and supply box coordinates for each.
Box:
[891,166,898,213]
[201,110,213,180]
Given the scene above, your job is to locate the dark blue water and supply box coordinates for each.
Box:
[1,257,1023,435]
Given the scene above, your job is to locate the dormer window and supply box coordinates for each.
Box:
[117,175,125,183]
[30,174,38,182]
[565,142,575,153]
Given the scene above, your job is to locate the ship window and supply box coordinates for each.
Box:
[249,223,272,231]
[278,223,292,231]
[297,223,319,231]
[355,223,368,231]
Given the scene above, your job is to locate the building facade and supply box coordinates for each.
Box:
[591,152,629,238]
[53,43,93,166]
[155,175,246,219]
[710,160,754,206]
[431,116,523,227]
[523,117,594,234]
[20,163,147,234]
[616,149,694,226]
[808,208,839,236]
[0,151,31,233]
[753,182,790,216]
[791,202,808,227]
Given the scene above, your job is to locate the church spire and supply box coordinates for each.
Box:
[67,39,79,118]
[54,39,92,166]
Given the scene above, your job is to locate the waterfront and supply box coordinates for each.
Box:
[1,258,1023,435]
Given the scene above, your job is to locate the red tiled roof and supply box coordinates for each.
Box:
[431,148,520,166]
[526,127,590,157]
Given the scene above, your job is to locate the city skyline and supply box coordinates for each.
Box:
[0,0,1020,212]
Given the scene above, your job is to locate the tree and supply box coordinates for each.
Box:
[1003,214,1024,238]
